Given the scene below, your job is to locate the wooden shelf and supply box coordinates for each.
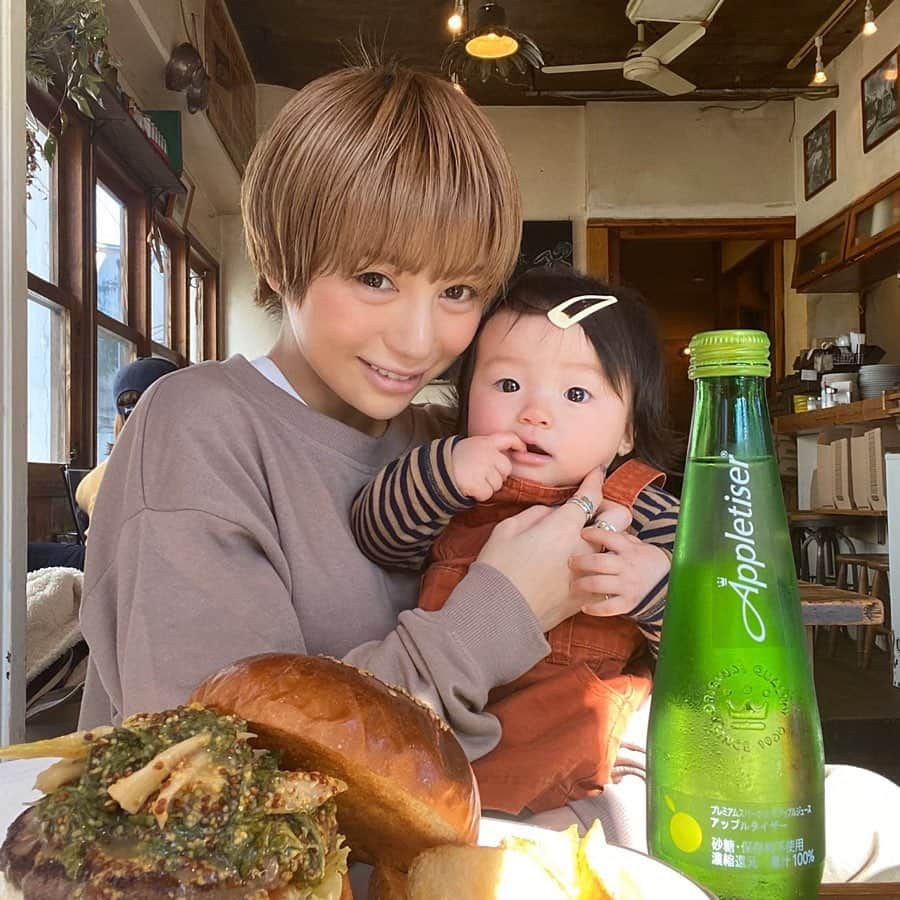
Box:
[790,509,886,519]
[91,82,185,198]
[774,391,900,434]
[43,50,184,199]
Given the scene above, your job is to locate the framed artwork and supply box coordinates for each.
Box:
[172,171,196,230]
[204,0,256,172]
[803,111,836,200]
[861,46,900,153]
[518,220,574,277]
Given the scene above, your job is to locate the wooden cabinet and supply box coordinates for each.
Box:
[792,172,900,293]
[847,179,900,260]
[792,210,850,290]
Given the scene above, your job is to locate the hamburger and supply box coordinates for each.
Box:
[190,654,480,871]
[0,705,352,899]
[0,654,479,898]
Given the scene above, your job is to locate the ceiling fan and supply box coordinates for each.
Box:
[541,21,704,96]
[540,0,726,96]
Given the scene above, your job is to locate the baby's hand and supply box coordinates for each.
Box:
[592,499,632,534]
[451,433,526,501]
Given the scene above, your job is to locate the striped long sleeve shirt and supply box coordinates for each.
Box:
[351,436,680,654]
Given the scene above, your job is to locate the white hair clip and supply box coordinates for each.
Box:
[546,294,618,329]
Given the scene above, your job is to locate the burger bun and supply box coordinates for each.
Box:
[191,654,480,871]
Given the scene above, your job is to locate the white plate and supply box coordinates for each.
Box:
[0,758,52,837]
[479,817,715,898]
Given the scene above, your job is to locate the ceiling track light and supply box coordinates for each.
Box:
[863,0,878,36]
[812,35,827,85]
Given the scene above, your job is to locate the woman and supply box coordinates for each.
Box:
[77,62,900,883]
[77,64,662,764]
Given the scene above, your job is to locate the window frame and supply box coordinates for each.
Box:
[25,81,222,540]
[188,239,220,363]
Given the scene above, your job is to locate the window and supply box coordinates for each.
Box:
[23,81,222,549]
[96,327,135,459]
[95,181,127,323]
[26,295,67,463]
[189,267,204,363]
[26,113,67,465]
[26,121,56,283]
[150,240,172,347]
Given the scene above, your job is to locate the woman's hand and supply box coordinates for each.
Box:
[570,528,671,617]
[476,467,607,632]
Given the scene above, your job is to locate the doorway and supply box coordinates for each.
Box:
[587,218,794,480]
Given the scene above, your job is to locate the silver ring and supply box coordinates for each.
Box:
[593,519,617,532]
[566,495,594,523]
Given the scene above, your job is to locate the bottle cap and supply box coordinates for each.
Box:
[688,329,771,380]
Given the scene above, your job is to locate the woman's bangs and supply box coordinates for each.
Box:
[317,186,509,300]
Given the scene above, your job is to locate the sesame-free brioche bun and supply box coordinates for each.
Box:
[190,654,480,871]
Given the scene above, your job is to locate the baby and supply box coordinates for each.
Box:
[352,267,679,814]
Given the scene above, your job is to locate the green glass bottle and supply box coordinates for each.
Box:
[647,330,825,900]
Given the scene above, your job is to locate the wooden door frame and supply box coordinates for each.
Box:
[1,0,28,744]
[586,217,795,381]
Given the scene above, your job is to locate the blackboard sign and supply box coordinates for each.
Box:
[518,220,574,276]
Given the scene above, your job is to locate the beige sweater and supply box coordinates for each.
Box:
[78,356,550,760]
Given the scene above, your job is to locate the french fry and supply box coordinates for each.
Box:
[34,758,87,793]
[108,732,210,814]
[0,727,112,761]
[502,825,583,898]
[577,820,613,900]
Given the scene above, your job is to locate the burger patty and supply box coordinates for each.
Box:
[0,806,327,899]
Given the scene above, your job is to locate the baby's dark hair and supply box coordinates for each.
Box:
[455,266,675,473]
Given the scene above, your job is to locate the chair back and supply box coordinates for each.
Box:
[60,465,92,545]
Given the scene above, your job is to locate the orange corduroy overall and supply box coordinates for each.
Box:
[418,459,665,814]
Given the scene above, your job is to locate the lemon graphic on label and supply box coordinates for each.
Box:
[666,795,703,853]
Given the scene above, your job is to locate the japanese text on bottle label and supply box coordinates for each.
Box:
[655,787,820,873]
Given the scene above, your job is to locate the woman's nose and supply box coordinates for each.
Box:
[384,301,435,363]
[519,405,551,427]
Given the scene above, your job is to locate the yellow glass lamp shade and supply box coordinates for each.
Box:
[466,31,519,59]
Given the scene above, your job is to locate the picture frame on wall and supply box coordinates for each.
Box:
[861,45,900,154]
[172,172,196,231]
[803,111,836,200]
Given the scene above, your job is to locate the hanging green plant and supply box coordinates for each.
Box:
[25,0,110,182]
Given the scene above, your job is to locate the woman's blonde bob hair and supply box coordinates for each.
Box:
[241,63,521,311]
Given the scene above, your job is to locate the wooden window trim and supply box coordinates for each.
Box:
[96,310,141,345]
[27,273,71,309]
[189,237,221,361]
[152,216,184,356]
[94,153,148,341]
[26,76,225,538]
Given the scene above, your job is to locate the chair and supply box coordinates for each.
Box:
[60,465,92,545]
[834,552,891,669]
[790,514,856,585]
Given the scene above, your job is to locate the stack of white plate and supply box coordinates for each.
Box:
[858,364,900,399]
